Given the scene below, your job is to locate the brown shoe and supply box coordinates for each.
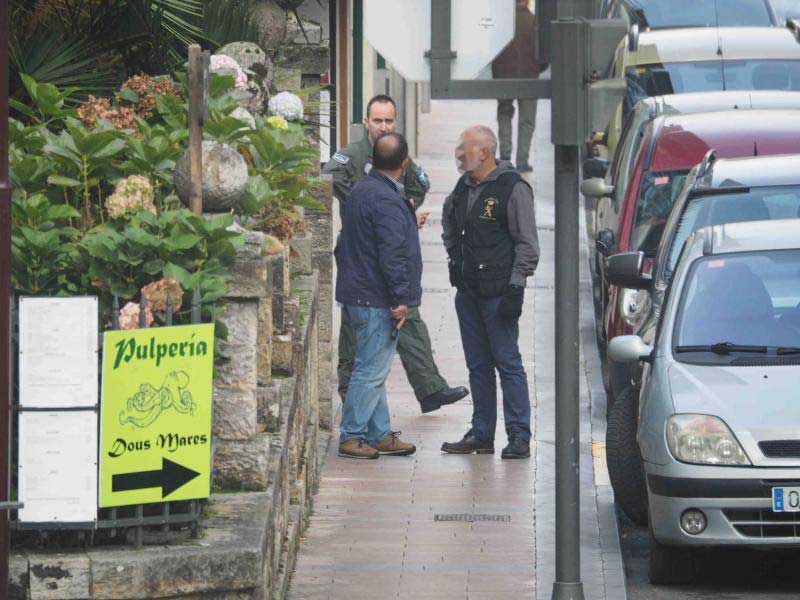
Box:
[373,431,416,456]
[338,438,379,459]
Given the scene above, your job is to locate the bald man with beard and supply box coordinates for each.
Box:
[440,126,540,459]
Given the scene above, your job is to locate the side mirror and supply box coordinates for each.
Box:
[583,157,610,179]
[606,251,652,289]
[595,228,615,256]
[608,335,653,363]
[580,177,614,198]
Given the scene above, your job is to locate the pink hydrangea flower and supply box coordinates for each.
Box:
[119,301,154,330]
[141,278,183,312]
[210,54,248,91]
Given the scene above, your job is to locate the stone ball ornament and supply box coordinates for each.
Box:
[174,141,249,212]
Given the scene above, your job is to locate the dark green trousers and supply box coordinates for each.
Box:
[337,305,448,403]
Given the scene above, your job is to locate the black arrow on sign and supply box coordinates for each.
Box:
[112,457,200,498]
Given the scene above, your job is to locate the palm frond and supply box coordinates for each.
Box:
[10,32,117,98]
[201,0,264,49]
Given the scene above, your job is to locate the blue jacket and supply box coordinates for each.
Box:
[335,170,422,309]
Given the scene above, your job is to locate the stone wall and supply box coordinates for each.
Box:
[9,202,334,599]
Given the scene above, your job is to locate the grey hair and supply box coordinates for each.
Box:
[470,125,498,157]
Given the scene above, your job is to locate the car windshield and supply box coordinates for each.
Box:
[632,171,689,255]
[664,186,800,280]
[674,250,800,354]
[771,0,800,22]
[632,60,800,96]
[627,0,772,28]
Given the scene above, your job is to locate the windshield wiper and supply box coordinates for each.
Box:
[777,347,800,355]
[675,342,768,355]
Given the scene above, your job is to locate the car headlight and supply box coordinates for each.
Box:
[666,415,751,466]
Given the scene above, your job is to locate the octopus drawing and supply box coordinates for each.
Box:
[119,371,196,428]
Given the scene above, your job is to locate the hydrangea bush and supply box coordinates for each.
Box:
[106,176,156,219]
[268,92,304,121]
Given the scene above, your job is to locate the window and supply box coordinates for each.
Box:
[664,185,800,281]
[674,250,800,356]
[634,60,800,97]
[628,0,772,28]
[770,0,800,22]
[631,170,689,256]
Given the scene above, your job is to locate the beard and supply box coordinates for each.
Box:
[456,157,480,174]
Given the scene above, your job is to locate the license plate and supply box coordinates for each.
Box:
[772,487,800,512]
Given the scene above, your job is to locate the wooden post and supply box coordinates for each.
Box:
[188,45,203,215]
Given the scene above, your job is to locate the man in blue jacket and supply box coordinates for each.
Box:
[335,132,421,459]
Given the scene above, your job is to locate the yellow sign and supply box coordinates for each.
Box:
[100,324,214,508]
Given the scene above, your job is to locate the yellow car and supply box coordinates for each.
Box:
[603,23,800,154]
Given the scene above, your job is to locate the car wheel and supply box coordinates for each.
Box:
[648,521,696,585]
[606,386,648,526]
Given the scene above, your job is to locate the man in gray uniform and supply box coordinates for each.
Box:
[441,126,539,459]
[323,94,469,414]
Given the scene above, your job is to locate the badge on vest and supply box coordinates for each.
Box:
[480,198,499,221]
[364,161,373,174]
[416,167,430,190]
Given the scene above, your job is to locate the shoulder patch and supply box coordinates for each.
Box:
[416,166,430,190]
[332,152,350,164]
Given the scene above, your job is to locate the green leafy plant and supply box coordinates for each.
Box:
[10,75,77,126]
[118,119,185,205]
[42,118,126,228]
[81,210,242,304]
[11,194,83,296]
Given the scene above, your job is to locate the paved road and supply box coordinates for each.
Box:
[619,517,800,599]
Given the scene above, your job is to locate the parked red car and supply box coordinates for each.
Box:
[587,109,800,398]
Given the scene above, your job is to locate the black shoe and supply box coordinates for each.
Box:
[441,431,494,454]
[517,163,533,173]
[420,386,469,414]
[501,438,531,459]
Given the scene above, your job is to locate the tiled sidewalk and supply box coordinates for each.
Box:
[288,99,625,600]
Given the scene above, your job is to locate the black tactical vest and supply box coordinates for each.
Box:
[451,171,527,298]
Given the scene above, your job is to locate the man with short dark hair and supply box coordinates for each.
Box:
[324,94,468,414]
[335,133,420,459]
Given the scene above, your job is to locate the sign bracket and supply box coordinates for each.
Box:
[427,0,553,100]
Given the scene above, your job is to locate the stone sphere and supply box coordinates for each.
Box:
[217,42,270,73]
[230,107,256,129]
[253,2,288,50]
[174,141,249,212]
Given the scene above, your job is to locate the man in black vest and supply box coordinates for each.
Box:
[440,126,540,459]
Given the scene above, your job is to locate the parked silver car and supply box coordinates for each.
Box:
[609,219,800,585]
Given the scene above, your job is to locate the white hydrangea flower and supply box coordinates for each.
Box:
[268,91,304,121]
[210,54,248,91]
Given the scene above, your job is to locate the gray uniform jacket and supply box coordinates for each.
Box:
[442,161,540,288]
[322,130,431,208]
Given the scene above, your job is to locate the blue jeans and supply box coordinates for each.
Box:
[339,305,398,445]
[455,290,531,443]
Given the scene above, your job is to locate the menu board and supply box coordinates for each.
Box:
[19,297,98,408]
[18,411,98,523]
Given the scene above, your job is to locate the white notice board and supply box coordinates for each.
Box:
[19,297,98,409]
[18,411,98,523]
